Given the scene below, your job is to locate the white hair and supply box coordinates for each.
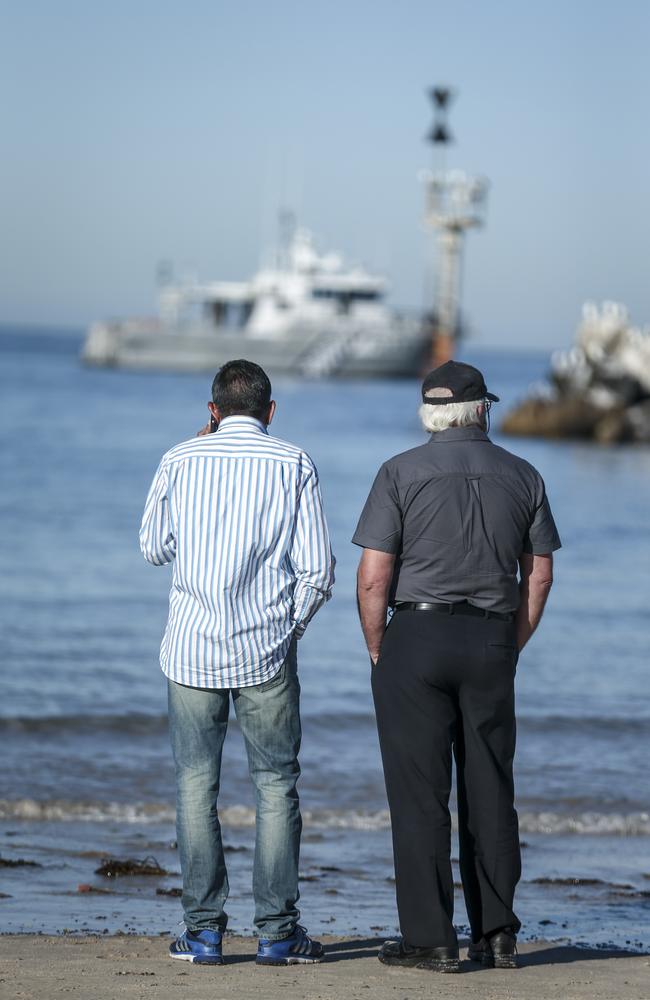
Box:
[418,398,485,433]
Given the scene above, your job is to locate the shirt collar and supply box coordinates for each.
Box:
[428,426,490,443]
[217,415,268,435]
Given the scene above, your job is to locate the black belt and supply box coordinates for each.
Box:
[394,601,513,622]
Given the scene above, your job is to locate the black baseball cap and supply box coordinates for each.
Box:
[421,360,499,404]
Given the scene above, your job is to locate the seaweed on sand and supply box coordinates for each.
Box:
[95,856,169,878]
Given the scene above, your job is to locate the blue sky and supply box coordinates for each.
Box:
[2,0,649,347]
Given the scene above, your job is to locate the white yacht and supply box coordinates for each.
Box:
[82,228,429,378]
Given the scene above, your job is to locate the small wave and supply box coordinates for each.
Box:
[519,715,650,736]
[1,711,648,738]
[0,799,391,830]
[518,811,650,835]
[1,799,649,835]
[0,711,376,735]
[0,799,176,824]
[0,714,168,736]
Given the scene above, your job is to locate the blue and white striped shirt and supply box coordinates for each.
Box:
[140,416,335,688]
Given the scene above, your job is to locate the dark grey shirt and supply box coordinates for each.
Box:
[352,426,561,613]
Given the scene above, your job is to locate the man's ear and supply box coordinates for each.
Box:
[265,400,277,426]
[208,401,221,421]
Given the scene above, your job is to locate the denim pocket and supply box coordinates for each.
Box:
[257,662,286,692]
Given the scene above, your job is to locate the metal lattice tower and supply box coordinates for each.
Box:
[421,87,489,366]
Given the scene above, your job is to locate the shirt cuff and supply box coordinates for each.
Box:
[291,621,307,638]
[528,536,562,554]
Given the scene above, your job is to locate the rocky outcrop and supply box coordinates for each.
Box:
[501,303,650,444]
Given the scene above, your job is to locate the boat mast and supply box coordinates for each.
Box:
[422,87,489,367]
[277,208,296,271]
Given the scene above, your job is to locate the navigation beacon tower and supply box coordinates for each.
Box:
[422,88,489,368]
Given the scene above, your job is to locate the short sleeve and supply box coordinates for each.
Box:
[523,476,562,555]
[352,462,402,554]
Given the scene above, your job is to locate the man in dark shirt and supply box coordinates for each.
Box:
[353,361,561,973]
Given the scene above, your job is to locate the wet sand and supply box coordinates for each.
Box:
[1,935,648,1000]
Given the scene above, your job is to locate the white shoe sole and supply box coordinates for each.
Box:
[169,950,223,965]
[256,955,324,966]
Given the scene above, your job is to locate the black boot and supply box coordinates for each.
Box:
[468,926,518,969]
[378,939,459,973]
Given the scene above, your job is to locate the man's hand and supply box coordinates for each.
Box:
[357,549,396,665]
[516,552,554,652]
[196,422,212,437]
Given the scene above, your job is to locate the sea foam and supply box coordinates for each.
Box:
[1,798,648,835]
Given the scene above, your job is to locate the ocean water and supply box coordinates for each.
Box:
[0,327,648,949]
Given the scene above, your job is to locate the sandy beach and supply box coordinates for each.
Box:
[1,935,648,1000]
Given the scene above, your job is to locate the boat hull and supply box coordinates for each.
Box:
[82,321,431,378]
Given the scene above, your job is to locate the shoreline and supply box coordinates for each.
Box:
[2,927,648,954]
[2,817,649,951]
[1,935,648,1000]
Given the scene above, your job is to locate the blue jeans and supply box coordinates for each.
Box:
[167,639,302,940]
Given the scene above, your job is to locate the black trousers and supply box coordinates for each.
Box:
[372,609,521,949]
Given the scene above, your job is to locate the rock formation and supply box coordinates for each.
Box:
[501,302,650,444]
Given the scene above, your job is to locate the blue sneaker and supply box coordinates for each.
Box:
[169,928,224,964]
[256,925,324,965]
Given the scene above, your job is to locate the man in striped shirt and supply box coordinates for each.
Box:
[140,359,334,966]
